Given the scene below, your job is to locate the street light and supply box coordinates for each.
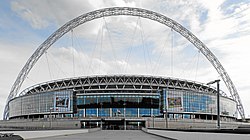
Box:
[123,103,126,117]
[123,103,126,130]
[27,105,31,120]
[49,107,53,129]
[100,102,103,129]
[163,110,168,129]
[152,115,155,128]
[207,79,220,129]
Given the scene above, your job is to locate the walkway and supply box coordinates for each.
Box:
[30,130,169,140]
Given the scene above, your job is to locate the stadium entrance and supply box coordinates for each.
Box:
[103,120,145,130]
[81,119,145,130]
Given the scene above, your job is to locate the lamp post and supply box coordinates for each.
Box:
[152,115,155,128]
[49,107,53,129]
[27,105,31,120]
[163,109,168,129]
[100,102,103,129]
[123,103,126,130]
[123,103,126,117]
[207,79,220,129]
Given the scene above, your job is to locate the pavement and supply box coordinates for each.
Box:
[27,130,169,140]
[147,129,250,140]
[1,129,89,139]
[5,128,249,140]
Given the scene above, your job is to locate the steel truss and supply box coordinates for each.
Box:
[4,7,245,119]
[18,75,220,96]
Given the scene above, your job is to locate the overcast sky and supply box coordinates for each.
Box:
[1,0,250,119]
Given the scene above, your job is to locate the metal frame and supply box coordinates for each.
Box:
[18,75,219,96]
[4,7,245,119]
[9,75,235,119]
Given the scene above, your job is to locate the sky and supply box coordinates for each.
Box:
[0,0,250,119]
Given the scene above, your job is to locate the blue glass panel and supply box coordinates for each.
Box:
[126,108,138,117]
[112,108,124,117]
[98,108,110,117]
[183,114,190,119]
[139,108,151,116]
[152,108,160,116]
[77,98,84,105]
[78,109,84,117]
[86,108,97,117]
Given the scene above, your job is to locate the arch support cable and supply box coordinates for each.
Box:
[4,7,245,120]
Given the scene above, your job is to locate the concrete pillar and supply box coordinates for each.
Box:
[137,108,140,118]
[124,119,126,130]
[97,108,99,117]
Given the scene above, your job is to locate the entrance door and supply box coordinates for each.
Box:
[126,121,145,130]
[102,120,145,130]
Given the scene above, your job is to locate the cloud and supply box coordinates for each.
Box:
[10,0,95,29]
[197,0,250,117]
[1,0,250,118]
[11,1,49,29]
[0,41,35,119]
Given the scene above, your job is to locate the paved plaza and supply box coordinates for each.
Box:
[30,130,169,140]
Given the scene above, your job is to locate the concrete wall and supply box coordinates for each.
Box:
[146,118,242,129]
[0,117,247,130]
[0,119,81,129]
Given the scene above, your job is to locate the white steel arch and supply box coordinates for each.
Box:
[3,7,245,120]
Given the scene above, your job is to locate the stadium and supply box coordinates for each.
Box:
[2,7,246,130]
[7,75,238,129]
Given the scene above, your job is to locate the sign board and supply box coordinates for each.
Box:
[53,91,72,113]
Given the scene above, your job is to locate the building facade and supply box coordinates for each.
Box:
[8,75,237,129]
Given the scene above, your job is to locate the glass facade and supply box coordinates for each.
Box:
[76,90,237,118]
[9,90,73,118]
[9,89,237,119]
[77,94,160,117]
[164,89,237,118]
